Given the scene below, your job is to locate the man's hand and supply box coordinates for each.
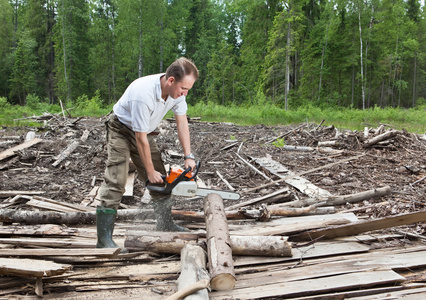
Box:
[184,158,197,171]
[147,170,164,184]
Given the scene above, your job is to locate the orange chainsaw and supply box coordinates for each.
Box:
[147,161,240,200]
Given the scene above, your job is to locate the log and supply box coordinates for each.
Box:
[204,193,236,291]
[174,244,210,300]
[0,208,153,225]
[124,231,200,253]
[282,186,392,208]
[364,130,398,147]
[124,231,293,257]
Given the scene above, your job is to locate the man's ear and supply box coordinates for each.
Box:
[168,76,175,84]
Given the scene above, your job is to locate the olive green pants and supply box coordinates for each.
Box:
[96,113,166,209]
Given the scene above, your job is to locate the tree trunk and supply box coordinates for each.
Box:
[204,193,236,291]
[412,53,417,107]
[358,10,365,110]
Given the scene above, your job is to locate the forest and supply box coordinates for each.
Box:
[0,0,425,111]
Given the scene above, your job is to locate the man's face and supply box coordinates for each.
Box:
[169,75,196,99]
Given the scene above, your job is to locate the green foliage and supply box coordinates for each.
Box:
[272,138,285,147]
[74,90,110,116]
[0,97,10,109]
[26,94,40,110]
[1,0,425,111]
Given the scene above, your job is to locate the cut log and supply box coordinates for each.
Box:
[0,138,43,161]
[124,231,292,257]
[174,244,210,300]
[230,235,292,257]
[125,231,200,253]
[204,193,236,291]
[290,210,426,241]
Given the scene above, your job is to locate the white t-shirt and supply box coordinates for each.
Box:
[113,73,188,133]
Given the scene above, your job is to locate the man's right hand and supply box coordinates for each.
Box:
[147,170,164,184]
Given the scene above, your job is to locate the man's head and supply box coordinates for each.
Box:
[165,57,199,83]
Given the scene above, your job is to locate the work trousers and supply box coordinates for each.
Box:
[96,113,166,209]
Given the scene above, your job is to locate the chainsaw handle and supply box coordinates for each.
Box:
[146,164,195,195]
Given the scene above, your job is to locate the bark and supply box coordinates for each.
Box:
[0,208,153,225]
[204,193,236,291]
[124,231,293,257]
[364,131,398,148]
[175,244,210,300]
[124,231,200,253]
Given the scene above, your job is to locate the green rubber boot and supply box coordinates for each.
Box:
[152,197,188,232]
[96,206,128,253]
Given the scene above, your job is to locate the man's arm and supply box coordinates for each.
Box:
[175,114,196,170]
[135,132,164,183]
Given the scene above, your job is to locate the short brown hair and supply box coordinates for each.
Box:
[166,57,199,82]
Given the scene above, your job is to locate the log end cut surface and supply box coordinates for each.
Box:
[211,273,236,291]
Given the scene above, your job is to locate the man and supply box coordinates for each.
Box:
[95,57,198,251]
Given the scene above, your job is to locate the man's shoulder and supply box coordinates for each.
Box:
[132,73,163,86]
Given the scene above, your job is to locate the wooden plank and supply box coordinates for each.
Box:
[0,248,120,257]
[0,224,78,236]
[254,156,332,198]
[0,238,95,248]
[209,269,405,299]
[230,213,359,236]
[233,249,426,289]
[0,191,44,198]
[290,210,426,241]
[0,257,72,278]
[26,196,95,212]
[243,154,365,193]
[0,138,43,161]
[122,172,135,200]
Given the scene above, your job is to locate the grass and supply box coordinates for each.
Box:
[1,98,425,134]
[187,102,426,134]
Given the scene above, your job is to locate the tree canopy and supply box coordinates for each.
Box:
[1,0,425,109]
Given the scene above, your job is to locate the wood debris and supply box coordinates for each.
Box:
[0,116,425,298]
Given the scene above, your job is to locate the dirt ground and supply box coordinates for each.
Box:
[1,115,425,226]
[0,114,426,298]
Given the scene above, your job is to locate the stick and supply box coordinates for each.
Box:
[215,170,235,191]
[165,279,210,300]
[235,152,272,182]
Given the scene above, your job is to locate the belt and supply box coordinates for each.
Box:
[111,113,159,136]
